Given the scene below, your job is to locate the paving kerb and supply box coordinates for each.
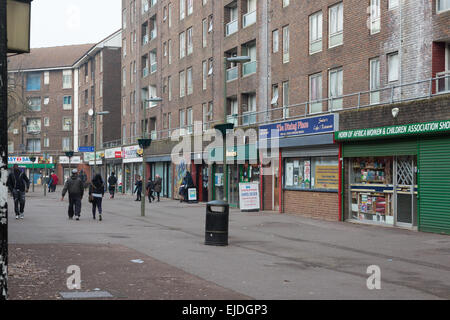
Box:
[8,186,450,299]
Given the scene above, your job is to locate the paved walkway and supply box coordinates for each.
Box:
[7,186,450,299]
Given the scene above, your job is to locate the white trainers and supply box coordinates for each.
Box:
[15,215,19,219]
[19,214,24,219]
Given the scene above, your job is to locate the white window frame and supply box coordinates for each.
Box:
[309,11,323,55]
[187,67,193,95]
[370,57,381,104]
[388,0,399,10]
[271,84,279,105]
[179,70,185,98]
[62,70,72,89]
[44,71,49,85]
[370,0,381,34]
[187,0,193,15]
[329,2,343,48]
[179,31,186,59]
[282,25,289,63]
[283,0,290,8]
[309,73,323,114]
[180,0,185,20]
[272,29,279,53]
[187,27,193,55]
[328,68,343,111]
[282,81,289,118]
[202,19,208,47]
[387,52,399,82]
[437,0,450,13]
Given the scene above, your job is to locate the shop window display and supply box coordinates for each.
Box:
[284,156,338,191]
[350,157,394,225]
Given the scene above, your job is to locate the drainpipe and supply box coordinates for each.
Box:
[338,141,343,222]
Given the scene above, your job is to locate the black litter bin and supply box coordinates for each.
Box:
[205,200,229,246]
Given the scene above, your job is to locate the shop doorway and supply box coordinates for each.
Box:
[395,156,418,227]
[228,165,239,207]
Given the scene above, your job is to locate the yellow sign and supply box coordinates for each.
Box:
[315,165,339,190]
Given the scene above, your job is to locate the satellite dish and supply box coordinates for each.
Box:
[88,109,94,116]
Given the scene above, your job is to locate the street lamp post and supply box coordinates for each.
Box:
[139,97,162,217]
[88,109,109,176]
[215,56,251,202]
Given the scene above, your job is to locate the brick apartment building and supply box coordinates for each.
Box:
[119,0,450,234]
[73,30,122,182]
[7,44,94,183]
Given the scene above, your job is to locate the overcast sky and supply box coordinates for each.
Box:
[30,0,121,48]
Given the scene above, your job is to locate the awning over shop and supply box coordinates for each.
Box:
[8,163,55,169]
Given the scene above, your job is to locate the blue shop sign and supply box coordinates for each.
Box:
[259,114,337,140]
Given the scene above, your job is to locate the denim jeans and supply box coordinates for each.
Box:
[12,189,26,215]
[92,197,102,218]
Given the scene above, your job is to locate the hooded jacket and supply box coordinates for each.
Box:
[62,174,84,198]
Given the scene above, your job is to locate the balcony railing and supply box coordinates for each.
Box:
[150,29,157,40]
[101,74,450,148]
[142,67,149,77]
[226,66,238,82]
[243,10,256,28]
[150,62,157,74]
[243,60,257,76]
[226,19,238,36]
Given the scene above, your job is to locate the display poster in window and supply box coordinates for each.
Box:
[286,163,294,186]
[315,165,339,189]
[239,183,260,211]
[303,160,311,188]
[215,173,223,186]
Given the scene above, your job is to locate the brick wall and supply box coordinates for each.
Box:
[283,190,339,221]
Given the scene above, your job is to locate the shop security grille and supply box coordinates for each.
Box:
[397,158,413,186]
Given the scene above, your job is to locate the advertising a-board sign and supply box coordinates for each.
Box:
[239,183,260,212]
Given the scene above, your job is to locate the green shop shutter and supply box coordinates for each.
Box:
[418,136,450,235]
[342,138,418,157]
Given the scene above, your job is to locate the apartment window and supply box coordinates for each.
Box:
[370,57,381,104]
[187,67,193,95]
[180,70,185,97]
[27,139,41,153]
[187,27,193,55]
[26,118,41,133]
[123,38,127,57]
[203,0,207,5]
[63,96,72,110]
[168,3,172,27]
[309,11,322,54]
[227,98,238,126]
[168,76,172,101]
[272,29,279,53]
[44,117,49,127]
[168,112,172,136]
[123,67,126,86]
[28,97,41,111]
[243,0,257,28]
[208,58,213,76]
[149,85,157,107]
[163,42,167,56]
[388,52,399,82]
[226,6,238,36]
[123,9,127,29]
[43,137,49,148]
[180,0,185,20]
[43,96,49,105]
[271,84,279,105]
[179,31,186,58]
[179,109,186,134]
[63,117,72,131]
[282,81,289,118]
[242,42,257,76]
[242,93,256,125]
[208,15,213,32]
[309,73,322,113]
[187,107,193,134]
[329,2,343,48]
[26,72,41,91]
[168,39,172,64]
[283,0,290,7]
[202,19,208,47]
[62,137,71,152]
[187,0,193,15]
[150,50,157,73]
[122,125,127,144]
[203,102,213,131]
[282,26,289,63]
[437,0,450,12]
[202,60,207,90]
[329,68,343,110]
[44,71,49,85]
[389,0,399,9]
[100,51,103,72]
[62,70,72,89]
[370,0,380,34]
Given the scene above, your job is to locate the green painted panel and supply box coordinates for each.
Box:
[418,137,450,235]
[342,139,418,157]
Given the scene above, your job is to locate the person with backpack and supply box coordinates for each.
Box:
[61,169,84,220]
[6,165,30,220]
[146,178,155,203]
[107,172,118,199]
[89,173,104,221]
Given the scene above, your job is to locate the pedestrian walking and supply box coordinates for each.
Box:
[154,174,162,202]
[51,172,58,192]
[146,178,155,203]
[89,173,104,221]
[107,171,118,199]
[6,165,30,220]
[61,169,84,220]
[47,173,53,193]
[133,175,142,201]
[79,169,88,189]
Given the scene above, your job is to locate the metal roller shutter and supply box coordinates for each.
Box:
[418,137,450,235]
[342,138,418,157]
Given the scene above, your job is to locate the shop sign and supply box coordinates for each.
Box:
[59,156,82,164]
[315,165,339,189]
[335,119,450,141]
[8,156,38,164]
[259,114,336,140]
[105,147,122,159]
[84,152,102,162]
[188,188,197,201]
[123,145,141,163]
[239,183,260,211]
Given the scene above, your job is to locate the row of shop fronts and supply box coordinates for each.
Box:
[8,97,450,235]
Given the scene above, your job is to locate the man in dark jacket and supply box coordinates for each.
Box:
[6,165,30,219]
[89,173,105,221]
[107,172,118,199]
[133,175,142,201]
[153,174,162,202]
[61,169,84,220]
[146,178,155,203]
